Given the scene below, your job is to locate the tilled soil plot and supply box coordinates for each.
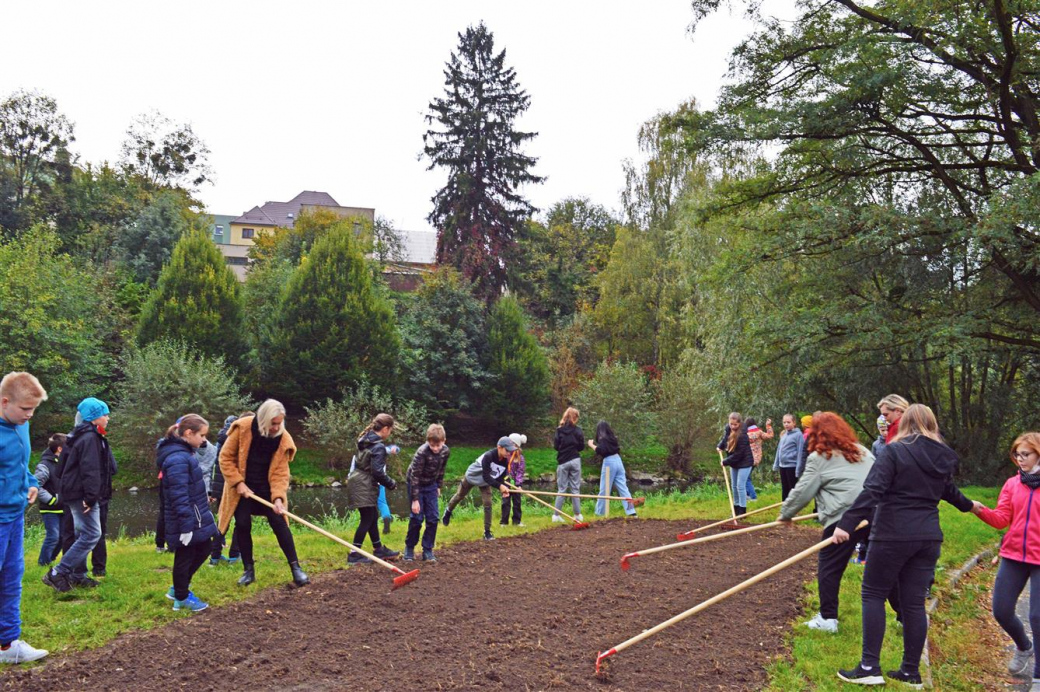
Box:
[3,518,820,691]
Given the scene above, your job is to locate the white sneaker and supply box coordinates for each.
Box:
[805,613,838,633]
[575,514,584,522]
[551,515,562,522]
[0,639,48,663]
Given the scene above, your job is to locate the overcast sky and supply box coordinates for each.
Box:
[2,1,770,232]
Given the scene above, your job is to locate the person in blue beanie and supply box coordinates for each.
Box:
[0,372,48,663]
[43,397,115,594]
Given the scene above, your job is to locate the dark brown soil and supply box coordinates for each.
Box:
[2,518,819,691]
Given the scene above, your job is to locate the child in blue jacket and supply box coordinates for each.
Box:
[158,414,219,612]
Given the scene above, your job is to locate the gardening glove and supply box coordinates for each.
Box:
[180,532,192,546]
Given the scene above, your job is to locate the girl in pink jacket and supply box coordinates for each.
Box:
[972,432,1040,683]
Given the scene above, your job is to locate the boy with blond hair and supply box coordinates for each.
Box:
[0,372,47,662]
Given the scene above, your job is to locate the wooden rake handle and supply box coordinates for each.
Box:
[677,501,784,538]
[504,481,581,524]
[599,519,870,671]
[246,493,401,574]
[718,449,737,521]
[631,513,818,559]
[513,488,642,504]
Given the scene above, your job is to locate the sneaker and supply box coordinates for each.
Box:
[70,576,99,589]
[42,570,71,593]
[165,586,176,600]
[514,522,525,527]
[1031,678,1040,692]
[1010,645,1034,675]
[173,593,208,612]
[483,532,495,541]
[850,556,867,565]
[499,522,508,526]
[575,514,584,522]
[885,669,923,689]
[227,556,240,565]
[373,545,400,560]
[805,613,838,633]
[208,555,229,567]
[0,639,48,663]
[92,569,106,578]
[836,664,885,685]
[156,546,166,554]
[441,509,452,527]
[422,549,437,562]
[347,551,372,565]
[402,547,416,561]
[551,515,562,523]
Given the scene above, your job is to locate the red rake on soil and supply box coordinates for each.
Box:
[620,513,817,571]
[513,488,645,507]
[247,494,420,590]
[505,482,591,530]
[597,519,869,674]
[674,501,784,541]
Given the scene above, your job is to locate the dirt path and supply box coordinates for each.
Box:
[2,518,819,690]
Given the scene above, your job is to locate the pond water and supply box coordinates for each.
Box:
[24,478,687,539]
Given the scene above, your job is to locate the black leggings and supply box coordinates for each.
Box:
[992,556,1040,678]
[233,495,298,565]
[173,540,212,601]
[859,539,940,675]
[353,506,381,547]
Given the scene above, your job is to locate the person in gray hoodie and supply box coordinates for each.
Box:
[778,412,874,634]
[442,437,516,541]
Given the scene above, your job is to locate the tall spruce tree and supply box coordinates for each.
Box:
[423,22,543,303]
[137,229,245,365]
[270,225,399,405]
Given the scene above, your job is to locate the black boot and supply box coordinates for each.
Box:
[290,561,310,587]
[736,506,747,516]
[237,563,256,587]
[382,516,391,534]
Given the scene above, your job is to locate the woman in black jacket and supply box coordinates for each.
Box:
[717,412,753,517]
[345,413,399,564]
[834,404,976,687]
[552,407,584,521]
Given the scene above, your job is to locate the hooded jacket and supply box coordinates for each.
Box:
[346,431,396,509]
[59,420,116,507]
[158,436,219,547]
[718,427,753,470]
[837,435,974,542]
[977,473,1040,566]
[553,423,584,465]
[0,417,38,522]
[33,449,63,514]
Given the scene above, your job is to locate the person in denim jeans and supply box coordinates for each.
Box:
[33,433,66,566]
[43,397,114,593]
[589,421,637,517]
[0,371,49,663]
[718,412,753,516]
[404,425,450,562]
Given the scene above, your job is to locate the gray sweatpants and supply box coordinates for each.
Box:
[554,458,582,515]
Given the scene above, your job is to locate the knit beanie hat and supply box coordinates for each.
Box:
[876,414,888,435]
[77,397,110,422]
[508,433,527,449]
[800,414,813,428]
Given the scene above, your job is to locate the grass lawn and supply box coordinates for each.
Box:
[17,480,1005,690]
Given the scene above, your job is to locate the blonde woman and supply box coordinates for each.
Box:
[217,399,309,588]
[552,407,584,521]
[834,404,975,687]
[877,394,909,445]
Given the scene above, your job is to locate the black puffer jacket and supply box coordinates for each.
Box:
[59,421,116,506]
[553,424,584,465]
[346,431,397,509]
[718,427,753,470]
[838,435,974,542]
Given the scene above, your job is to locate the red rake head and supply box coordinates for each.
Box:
[675,530,696,541]
[595,648,617,675]
[391,569,420,590]
[571,521,591,531]
[620,553,636,571]
[631,497,646,508]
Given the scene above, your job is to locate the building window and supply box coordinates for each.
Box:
[214,225,224,238]
[242,228,255,239]
[226,257,249,266]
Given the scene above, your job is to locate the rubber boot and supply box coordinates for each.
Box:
[237,563,256,587]
[290,561,310,587]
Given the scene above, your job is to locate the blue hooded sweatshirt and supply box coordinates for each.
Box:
[0,417,39,522]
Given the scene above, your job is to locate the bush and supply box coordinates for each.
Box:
[571,361,656,449]
[486,296,550,427]
[111,340,252,472]
[655,367,713,474]
[303,378,431,472]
